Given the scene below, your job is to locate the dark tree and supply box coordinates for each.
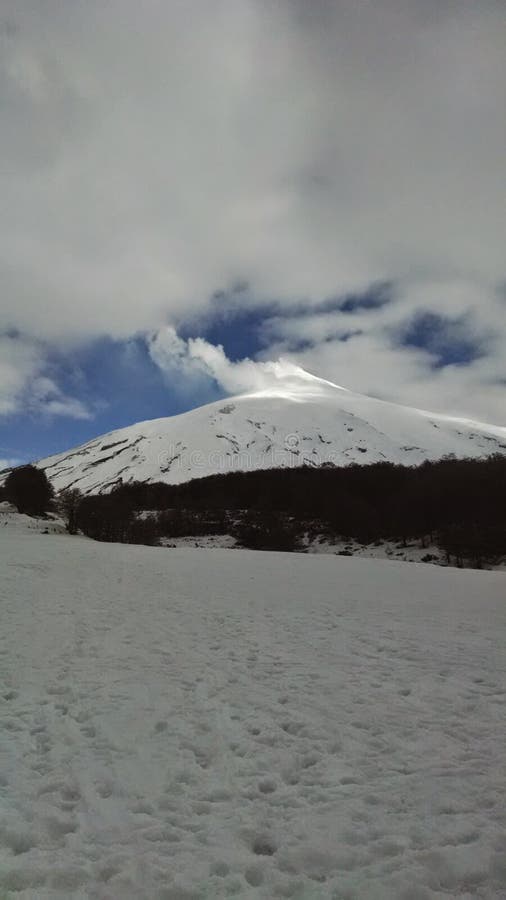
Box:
[72,453,506,567]
[4,465,54,516]
[58,488,82,534]
[235,512,302,552]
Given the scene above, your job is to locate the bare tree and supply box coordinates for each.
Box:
[58,488,82,535]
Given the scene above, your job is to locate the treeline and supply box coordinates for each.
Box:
[72,455,506,568]
[2,457,504,567]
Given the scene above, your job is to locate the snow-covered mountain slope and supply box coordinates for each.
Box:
[37,366,506,494]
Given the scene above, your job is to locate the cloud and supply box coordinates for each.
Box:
[0,336,39,416]
[30,375,92,420]
[188,338,316,396]
[270,326,506,424]
[260,277,506,421]
[149,327,326,398]
[0,335,91,420]
[148,314,506,426]
[0,0,504,420]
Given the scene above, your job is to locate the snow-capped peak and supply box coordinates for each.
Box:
[32,373,506,495]
[237,362,349,402]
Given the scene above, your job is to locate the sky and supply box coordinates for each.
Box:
[0,0,505,465]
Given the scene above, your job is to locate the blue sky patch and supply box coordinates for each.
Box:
[400,312,485,368]
[179,282,392,358]
[180,299,274,362]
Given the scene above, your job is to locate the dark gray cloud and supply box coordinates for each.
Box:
[0,0,504,420]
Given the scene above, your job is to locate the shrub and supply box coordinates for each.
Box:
[235,513,302,552]
[4,465,54,516]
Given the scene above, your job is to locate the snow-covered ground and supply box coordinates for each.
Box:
[0,501,65,536]
[158,531,505,571]
[162,533,446,563]
[1,519,506,899]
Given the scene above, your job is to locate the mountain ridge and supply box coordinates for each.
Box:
[31,366,506,495]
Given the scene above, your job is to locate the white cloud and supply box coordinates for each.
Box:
[260,277,506,422]
[0,336,90,420]
[30,375,91,420]
[149,327,331,398]
[148,322,506,427]
[0,0,504,420]
[0,337,40,416]
[271,328,506,425]
[187,338,316,396]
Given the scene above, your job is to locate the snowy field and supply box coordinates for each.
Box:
[160,533,489,570]
[1,521,506,899]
